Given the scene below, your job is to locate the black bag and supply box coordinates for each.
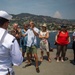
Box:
[54,41,57,45]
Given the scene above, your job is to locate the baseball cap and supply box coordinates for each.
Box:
[0,10,12,20]
[61,25,67,28]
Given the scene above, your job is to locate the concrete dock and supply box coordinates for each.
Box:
[13,49,75,75]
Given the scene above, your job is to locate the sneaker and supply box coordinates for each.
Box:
[56,60,59,62]
[36,67,40,73]
[48,58,51,62]
[61,59,64,62]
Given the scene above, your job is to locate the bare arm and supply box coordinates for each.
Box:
[55,31,59,42]
[44,32,49,39]
[39,31,49,39]
[22,30,28,37]
[39,34,43,39]
[22,34,27,37]
[32,29,39,36]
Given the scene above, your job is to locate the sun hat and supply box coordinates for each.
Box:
[30,21,34,24]
[42,23,47,27]
[0,10,12,20]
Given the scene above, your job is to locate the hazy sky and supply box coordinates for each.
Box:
[0,0,75,19]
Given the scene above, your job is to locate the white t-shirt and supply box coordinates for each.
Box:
[25,27,39,47]
[73,32,75,41]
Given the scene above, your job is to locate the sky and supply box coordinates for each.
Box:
[0,0,75,19]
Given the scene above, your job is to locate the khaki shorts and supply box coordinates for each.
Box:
[26,46,37,54]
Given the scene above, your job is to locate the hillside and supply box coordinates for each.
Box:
[9,13,75,30]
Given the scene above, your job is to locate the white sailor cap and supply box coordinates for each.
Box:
[0,10,12,20]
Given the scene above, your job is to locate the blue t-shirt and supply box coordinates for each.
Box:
[20,29,28,46]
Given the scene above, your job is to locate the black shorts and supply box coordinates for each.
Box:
[72,41,75,50]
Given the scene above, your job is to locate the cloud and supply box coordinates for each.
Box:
[53,11,62,19]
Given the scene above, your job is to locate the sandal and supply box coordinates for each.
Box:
[48,58,51,62]
[25,63,31,67]
[36,67,40,73]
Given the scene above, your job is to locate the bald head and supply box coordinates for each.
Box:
[30,21,35,28]
[13,23,18,30]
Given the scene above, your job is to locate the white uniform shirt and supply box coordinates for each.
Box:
[25,27,39,47]
[0,28,23,75]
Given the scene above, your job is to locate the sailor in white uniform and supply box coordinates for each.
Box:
[0,10,23,75]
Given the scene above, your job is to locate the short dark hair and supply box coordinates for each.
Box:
[61,25,67,28]
[0,17,9,27]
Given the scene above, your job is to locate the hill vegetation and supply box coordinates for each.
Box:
[9,13,75,31]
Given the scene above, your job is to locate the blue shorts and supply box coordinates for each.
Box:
[22,46,26,53]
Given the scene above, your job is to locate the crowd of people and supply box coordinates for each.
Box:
[0,10,75,75]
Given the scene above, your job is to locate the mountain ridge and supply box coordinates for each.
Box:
[9,13,75,30]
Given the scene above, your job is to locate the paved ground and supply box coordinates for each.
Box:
[13,49,75,75]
